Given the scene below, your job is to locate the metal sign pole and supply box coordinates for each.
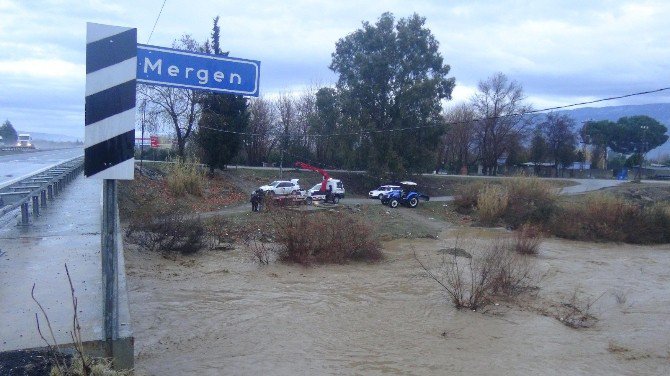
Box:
[140,100,145,173]
[101,179,118,356]
[86,23,137,359]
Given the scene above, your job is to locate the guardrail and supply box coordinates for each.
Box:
[0,156,84,223]
[0,146,36,152]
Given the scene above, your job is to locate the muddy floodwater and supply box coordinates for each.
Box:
[125,228,670,375]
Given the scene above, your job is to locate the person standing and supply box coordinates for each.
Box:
[256,189,265,212]
[250,190,259,212]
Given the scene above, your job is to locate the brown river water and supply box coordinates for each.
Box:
[125,228,670,375]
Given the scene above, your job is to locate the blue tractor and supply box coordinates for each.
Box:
[381,181,430,208]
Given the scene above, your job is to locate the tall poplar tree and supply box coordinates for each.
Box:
[197,16,249,172]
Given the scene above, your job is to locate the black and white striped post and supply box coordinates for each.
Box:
[84,20,260,364]
[85,22,136,359]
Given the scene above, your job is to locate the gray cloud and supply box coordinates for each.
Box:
[1,0,669,139]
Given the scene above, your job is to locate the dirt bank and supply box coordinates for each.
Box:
[125,228,670,375]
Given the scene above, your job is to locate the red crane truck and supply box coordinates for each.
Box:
[294,162,345,204]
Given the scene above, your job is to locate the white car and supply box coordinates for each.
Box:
[308,183,322,196]
[369,185,401,199]
[258,179,301,195]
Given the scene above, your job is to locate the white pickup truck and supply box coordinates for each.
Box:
[307,179,345,204]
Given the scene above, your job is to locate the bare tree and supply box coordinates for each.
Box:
[294,88,317,153]
[441,103,477,174]
[540,112,577,176]
[138,35,203,160]
[246,97,278,165]
[471,72,532,175]
[276,92,296,164]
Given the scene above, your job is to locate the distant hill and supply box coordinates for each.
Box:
[553,103,670,158]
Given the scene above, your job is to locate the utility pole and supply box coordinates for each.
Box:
[140,99,146,173]
[636,125,649,182]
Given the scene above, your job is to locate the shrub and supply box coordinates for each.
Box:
[127,214,209,254]
[453,178,557,229]
[166,158,205,197]
[416,239,534,310]
[245,239,274,265]
[453,181,487,213]
[502,177,557,229]
[273,210,382,265]
[630,203,670,244]
[555,288,601,329]
[476,185,509,226]
[203,217,235,249]
[511,223,544,255]
[550,196,670,244]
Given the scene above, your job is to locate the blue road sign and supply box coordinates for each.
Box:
[136,44,260,96]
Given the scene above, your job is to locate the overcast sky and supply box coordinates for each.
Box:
[1,0,669,139]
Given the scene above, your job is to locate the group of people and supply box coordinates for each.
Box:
[250,189,265,212]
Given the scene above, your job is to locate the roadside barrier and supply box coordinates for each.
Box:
[0,157,84,224]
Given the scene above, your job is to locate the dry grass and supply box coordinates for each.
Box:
[550,195,670,244]
[32,265,131,376]
[501,177,557,229]
[453,177,557,229]
[476,185,509,226]
[453,181,488,213]
[166,158,206,197]
[511,223,544,255]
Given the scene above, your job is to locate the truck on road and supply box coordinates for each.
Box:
[294,162,345,204]
[16,134,35,148]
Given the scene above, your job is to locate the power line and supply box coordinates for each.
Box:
[197,85,670,139]
[147,0,168,44]
[525,87,670,113]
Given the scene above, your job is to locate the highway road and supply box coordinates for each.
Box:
[0,147,83,187]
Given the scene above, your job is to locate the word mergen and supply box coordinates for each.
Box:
[142,57,243,86]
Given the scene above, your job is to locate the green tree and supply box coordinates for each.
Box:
[0,119,18,144]
[583,116,668,156]
[581,120,614,169]
[608,115,668,155]
[197,16,249,172]
[330,12,455,176]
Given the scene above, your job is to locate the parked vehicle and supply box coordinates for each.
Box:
[16,134,34,149]
[368,185,401,199]
[381,181,430,208]
[294,162,345,204]
[308,184,322,196]
[258,179,301,195]
[309,179,345,203]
